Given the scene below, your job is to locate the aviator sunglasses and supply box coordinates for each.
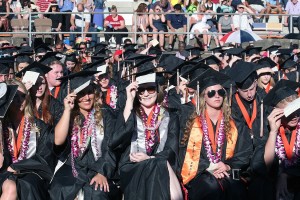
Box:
[206,89,226,98]
[138,86,156,95]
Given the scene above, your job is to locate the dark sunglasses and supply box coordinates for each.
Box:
[138,86,156,95]
[206,89,226,98]
[238,7,244,9]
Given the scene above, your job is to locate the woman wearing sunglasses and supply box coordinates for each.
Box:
[50,71,121,199]
[180,68,247,200]
[109,72,183,199]
[253,80,300,200]
[0,79,56,200]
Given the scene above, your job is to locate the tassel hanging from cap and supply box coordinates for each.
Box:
[196,81,200,115]
[229,84,232,107]
[296,71,299,83]
[117,61,120,72]
[278,71,281,81]
[177,69,179,87]
[260,100,264,138]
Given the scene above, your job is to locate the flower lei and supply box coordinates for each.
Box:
[275,121,300,167]
[200,114,226,164]
[139,104,162,155]
[4,117,31,163]
[109,85,118,109]
[71,109,99,177]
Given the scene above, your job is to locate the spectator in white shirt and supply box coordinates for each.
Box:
[69,3,98,47]
[232,4,254,31]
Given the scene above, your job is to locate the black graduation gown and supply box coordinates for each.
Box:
[251,129,300,200]
[37,96,64,125]
[49,108,121,200]
[109,110,180,200]
[0,118,56,200]
[178,120,247,200]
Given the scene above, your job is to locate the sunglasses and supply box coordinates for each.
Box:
[238,7,244,9]
[138,86,156,95]
[206,89,226,98]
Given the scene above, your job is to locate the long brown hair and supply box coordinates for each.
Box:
[29,76,53,125]
[181,87,232,145]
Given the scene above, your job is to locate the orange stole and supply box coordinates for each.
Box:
[181,118,238,185]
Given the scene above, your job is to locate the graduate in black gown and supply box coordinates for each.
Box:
[227,61,271,199]
[15,62,64,126]
[252,79,300,200]
[0,79,56,200]
[109,72,183,200]
[50,71,121,200]
[179,69,246,200]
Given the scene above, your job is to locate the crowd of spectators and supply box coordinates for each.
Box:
[0,0,299,50]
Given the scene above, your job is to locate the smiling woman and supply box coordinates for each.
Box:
[109,72,183,200]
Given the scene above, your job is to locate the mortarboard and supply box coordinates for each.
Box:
[223,48,245,57]
[256,57,276,75]
[38,52,63,65]
[281,56,298,69]
[201,55,221,65]
[227,61,259,89]
[264,45,281,56]
[65,53,77,62]
[57,70,99,93]
[0,83,18,118]
[35,43,53,54]
[136,72,157,87]
[263,79,300,107]
[15,61,52,78]
[245,46,262,56]
[185,45,203,56]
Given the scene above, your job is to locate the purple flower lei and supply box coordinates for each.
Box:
[4,117,31,163]
[109,85,118,109]
[139,104,161,155]
[70,109,97,177]
[275,121,300,167]
[200,114,226,164]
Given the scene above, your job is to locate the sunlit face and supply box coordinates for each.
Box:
[277,100,300,128]
[66,61,76,72]
[204,84,224,109]
[259,73,271,85]
[17,62,29,72]
[31,76,47,98]
[11,86,27,112]
[45,64,63,88]
[138,85,157,108]
[77,85,95,112]
[237,81,257,102]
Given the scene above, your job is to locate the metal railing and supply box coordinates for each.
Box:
[0,10,297,46]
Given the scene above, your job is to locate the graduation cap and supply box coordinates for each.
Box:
[210,46,225,54]
[186,62,210,82]
[16,55,33,65]
[263,79,300,107]
[38,52,62,65]
[65,53,77,62]
[281,56,298,69]
[157,53,177,67]
[223,47,245,57]
[15,61,51,78]
[185,45,203,57]
[136,72,157,88]
[15,46,34,57]
[245,46,262,56]
[228,61,259,89]
[92,43,108,54]
[35,43,52,54]
[57,70,99,93]
[123,43,137,50]
[0,64,9,75]
[256,57,276,75]
[187,68,230,114]
[83,57,111,72]
[264,45,281,56]
[148,46,162,56]
[0,83,18,118]
[201,55,221,65]
[277,48,293,56]
[168,61,196,86]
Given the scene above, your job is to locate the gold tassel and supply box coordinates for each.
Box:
[167,79,170,91]
[278,71,281,81]
[67,79,70,95]
[117,61,120,72]
[297,71,299,83]
[260,100,264,138]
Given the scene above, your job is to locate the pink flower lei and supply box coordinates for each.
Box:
[200,114,226,164]
[71,109,98,177]
[4,117,31,163]
[139,104,162,155]
[275,121,300,167]
[109,85,118,109]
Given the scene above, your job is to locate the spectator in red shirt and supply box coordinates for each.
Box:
[104,5,128,49]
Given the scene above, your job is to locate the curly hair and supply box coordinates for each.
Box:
[181,88,232,145]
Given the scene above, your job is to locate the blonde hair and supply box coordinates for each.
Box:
[8,79,34,120]
[257,75,275,89]
[181,87,232,145]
